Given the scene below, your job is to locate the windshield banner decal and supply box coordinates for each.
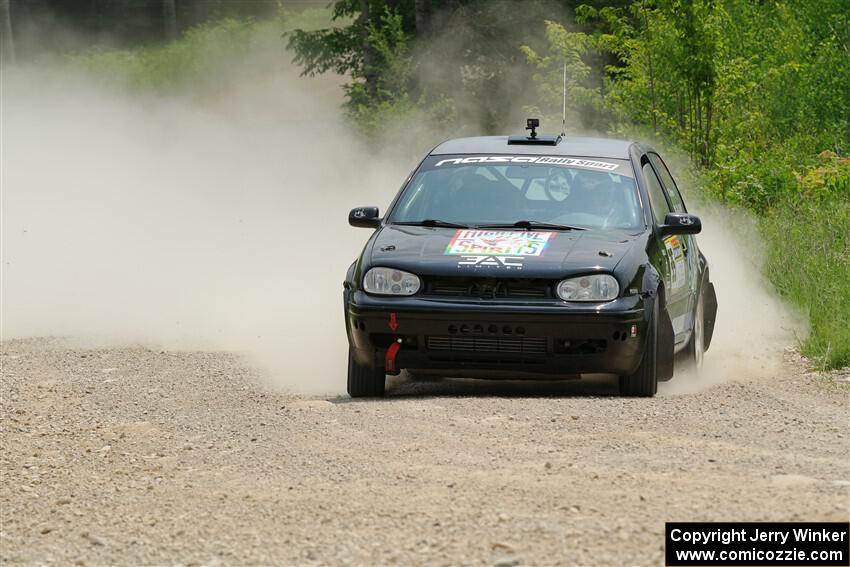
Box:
[434,156,619,171]
[445,230,554,257]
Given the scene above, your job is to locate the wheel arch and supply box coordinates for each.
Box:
[656,283,676,381]
[343,261,357,342]
[641,265,675,382]
[700,267,718,352]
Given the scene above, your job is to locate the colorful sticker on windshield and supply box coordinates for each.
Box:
[445,230,554,257]
[434,156,619,172]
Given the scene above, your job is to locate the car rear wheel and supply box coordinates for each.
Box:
[619,299,659,397]
[684,289,705,371]
[347,349,386,398]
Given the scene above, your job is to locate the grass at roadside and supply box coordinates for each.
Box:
[70,8,334,92]
[761,154,850,369]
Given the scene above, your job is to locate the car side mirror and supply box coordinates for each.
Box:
[349,206,381,228]
[659,212,701,236]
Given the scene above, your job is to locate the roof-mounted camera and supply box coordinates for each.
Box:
[508,118,561,146]
[526,118,540,139]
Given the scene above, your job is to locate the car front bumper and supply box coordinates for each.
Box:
[345,292,649,378]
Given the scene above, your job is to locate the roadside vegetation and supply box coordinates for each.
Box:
[59,0,850,368]
[517,1,850,367]
[70,8,335,92]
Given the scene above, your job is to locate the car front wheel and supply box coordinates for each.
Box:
[347,349,386,398]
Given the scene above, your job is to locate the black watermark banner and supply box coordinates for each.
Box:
[666,522,849,566]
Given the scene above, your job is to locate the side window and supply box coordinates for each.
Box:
[649,153,686,213]
[642,161,670,225]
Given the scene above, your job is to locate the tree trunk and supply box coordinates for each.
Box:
[193,0,209,29]
[687,86,696,162]
[359,0,377,99]
[163,0,178,41]
[677,91,684,129]
[704,96,713,167]
[415,0,432,35]
[696,87,703,165]
[642,4,657,134]
[0,0,15,65]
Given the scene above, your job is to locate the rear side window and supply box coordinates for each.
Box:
[649,153,687,213]
[642,161,670,225]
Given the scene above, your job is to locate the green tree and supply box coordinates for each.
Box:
[287,0,417,109]
[521,20,605,131]
[0,0,14,64]
[287,0,576,133]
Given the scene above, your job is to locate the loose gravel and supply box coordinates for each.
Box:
[1,338,848,565]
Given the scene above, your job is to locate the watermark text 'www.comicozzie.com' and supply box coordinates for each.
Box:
[666,522,849,566]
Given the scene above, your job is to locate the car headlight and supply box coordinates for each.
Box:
[556,274,619,302]
[363,267,421,296]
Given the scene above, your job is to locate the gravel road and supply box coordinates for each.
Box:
[1,337,848,566]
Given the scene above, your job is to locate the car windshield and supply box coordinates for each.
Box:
[388,155,643,231]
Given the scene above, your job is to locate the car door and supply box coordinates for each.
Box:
[640,157,691,340]
[648,153,700,334]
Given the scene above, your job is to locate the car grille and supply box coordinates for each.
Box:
[426,335,547,355]
[424,277,552,299]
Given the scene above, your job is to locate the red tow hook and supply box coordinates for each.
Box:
[385,340,402,372]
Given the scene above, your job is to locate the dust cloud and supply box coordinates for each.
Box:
[1,62,421,394]
[659,205,805,394]
[1,47,802,396]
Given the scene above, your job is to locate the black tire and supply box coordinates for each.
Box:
[683,288,705,372]
[347,349,386,398]
[619,299,659,397]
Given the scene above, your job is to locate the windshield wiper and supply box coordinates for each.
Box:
[394,219,472,228]
[478,220,587,231]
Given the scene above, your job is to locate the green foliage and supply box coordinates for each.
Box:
[761,154,850,369]
[72,8,332,91]
[288,0,566,135]
[348,7,411,109]
[286,19,361,77]
[520,20,607,130]
[286,0,414,106]
[406,0,562,134]
[72,18,257,90]
[344,7,453,138]
[526,0,849,367]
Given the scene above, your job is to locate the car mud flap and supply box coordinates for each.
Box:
[703,281,718,351]
[657,300,675,382]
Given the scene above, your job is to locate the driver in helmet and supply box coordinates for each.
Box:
[570,170,618,221]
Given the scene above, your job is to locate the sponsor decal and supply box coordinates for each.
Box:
[434,155,619,171]
[664,235,687,290]
[457,255,524,270]
[445,230,554,257]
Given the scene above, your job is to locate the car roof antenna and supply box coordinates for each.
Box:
[561,61,567,137]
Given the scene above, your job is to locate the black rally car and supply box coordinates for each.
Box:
[344,123,717,397]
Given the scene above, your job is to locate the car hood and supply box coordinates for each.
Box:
[369,225,641,278]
